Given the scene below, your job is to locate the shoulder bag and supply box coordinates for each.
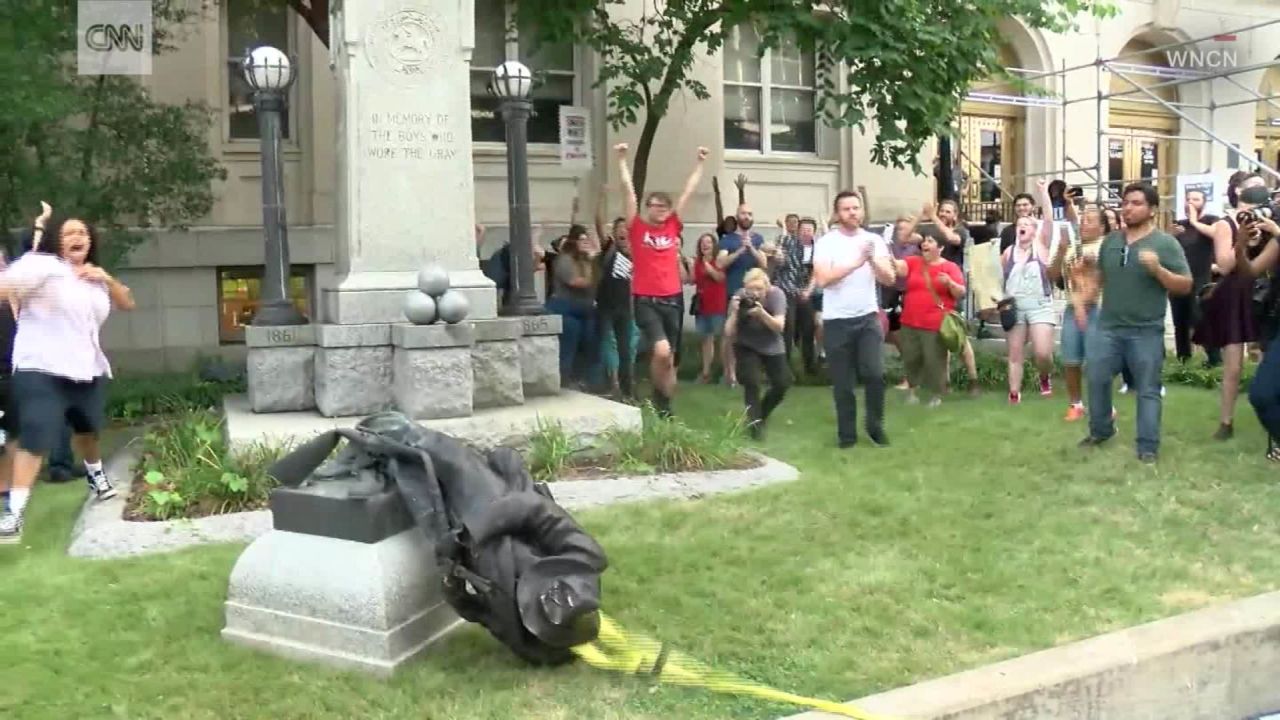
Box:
[923,263,968,353]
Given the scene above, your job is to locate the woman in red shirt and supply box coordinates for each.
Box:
[888,234,966,407]
[692,232,729,383]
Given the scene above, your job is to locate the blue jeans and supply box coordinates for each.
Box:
[545,297,597,383]
[1249,334,1280,440]
[1086,326,1165,455]
[1060,304,1098,367]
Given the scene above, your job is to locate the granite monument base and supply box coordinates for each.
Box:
[221,486,463,677]
[320,269,498,326]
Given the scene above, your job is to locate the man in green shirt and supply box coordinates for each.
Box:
[1078,184,1192,463]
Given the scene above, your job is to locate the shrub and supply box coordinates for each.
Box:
[108,372,246,422]
[526,407,749,481]
[129,408,284,521]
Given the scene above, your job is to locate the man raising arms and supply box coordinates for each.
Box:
[813,190,897,448]
[617,142,708,417]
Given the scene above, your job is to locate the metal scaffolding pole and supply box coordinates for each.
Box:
[1095,36,1104,204]
[1213,93,1280,112]
[1107,65,1280,182]
[1089,58,1280,104]
[1014,16,1280,84]
[1224,75,1280,116]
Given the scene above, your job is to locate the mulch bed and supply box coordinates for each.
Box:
[122,473,270,523]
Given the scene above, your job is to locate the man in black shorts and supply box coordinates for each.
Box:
[615,142,707,416]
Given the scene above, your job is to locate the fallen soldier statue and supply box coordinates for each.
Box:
[264,411,608,665]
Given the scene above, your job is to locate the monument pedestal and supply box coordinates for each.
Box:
[246,325,317,413]
[222,488,463,677]
[321,269,497,326]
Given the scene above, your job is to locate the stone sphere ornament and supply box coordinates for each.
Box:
[417,264,450,297]
[436,289,470,324]
[403,290,437,325]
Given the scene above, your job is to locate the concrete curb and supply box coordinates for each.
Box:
[787,590,1280,720]
[67,442,272,559]
[547,452,800,511]
[67,449,799,560]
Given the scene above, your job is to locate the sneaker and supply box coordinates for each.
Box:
[1213,423,1234,442]
[1079,435,1113,449]
[1160,385,1167,398]
[1119,384,1130,394]
[87,467,117,501]
[1009,391,1022,405]
[1138,452,1158,464]
[0,511,23,544]
[1064,404,1086,422]
[747,420,765,441]
[1267,437,1280,463]
[1039,375,1053,396]
[867,429,890,447]
[926,398,942,409]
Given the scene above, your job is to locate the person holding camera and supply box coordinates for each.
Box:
[1229,212,1280,461]
[1193,173,1271,441]
[724,268,790,439]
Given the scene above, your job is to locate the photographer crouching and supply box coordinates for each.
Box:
[725,268,791,439]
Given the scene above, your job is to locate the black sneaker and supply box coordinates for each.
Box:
[867,429,890,447]
[87,467,117,501]
[748,420,765,441]
[1079,435,1113,448]
[0,511,23,544]
[1213,423,1234,441]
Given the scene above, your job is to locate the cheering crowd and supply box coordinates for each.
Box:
[507,144,1280,467]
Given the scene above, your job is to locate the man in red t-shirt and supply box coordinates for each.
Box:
[616,142,708,416]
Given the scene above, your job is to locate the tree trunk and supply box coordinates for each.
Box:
[631,109,663,202]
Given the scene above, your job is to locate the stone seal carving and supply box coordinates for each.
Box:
[365,9,443,86]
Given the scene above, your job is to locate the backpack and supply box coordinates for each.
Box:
[267,412,609,666]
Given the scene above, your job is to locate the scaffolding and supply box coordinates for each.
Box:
[952,16,1280,219]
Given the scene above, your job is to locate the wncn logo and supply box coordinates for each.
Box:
[1165,34,1240,72]
[77,1,152,76]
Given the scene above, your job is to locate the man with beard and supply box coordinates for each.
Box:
[813,191,897,448]
[717,203,768,386]
[1077,183,1191,463]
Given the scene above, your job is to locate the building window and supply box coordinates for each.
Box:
[217,266,312,344]
[723,25,816,154]
[471,0,575,145]
[226,0,292,141]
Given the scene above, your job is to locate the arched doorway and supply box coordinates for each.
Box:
[957,40,1026,220]
[1254,60,1280,184]
[1106,38,1180,210]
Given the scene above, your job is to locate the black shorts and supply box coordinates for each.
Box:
[10,370,107,454]
[634,295,683,352]
[0,375,14,438]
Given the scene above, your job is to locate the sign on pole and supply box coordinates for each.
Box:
[1174,173,1222,221]
[559,106,592,170]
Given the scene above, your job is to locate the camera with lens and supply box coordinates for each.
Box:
[1236,185,1276,227]
[738,294,759,320]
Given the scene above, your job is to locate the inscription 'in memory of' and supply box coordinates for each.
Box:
[366,112,458,160]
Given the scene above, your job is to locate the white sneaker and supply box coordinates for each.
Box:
[0,511,23,544]
[1119,384,1130,394]
[87,467,117,501]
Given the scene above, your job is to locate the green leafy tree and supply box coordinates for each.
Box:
[510,0,1115,198]
[0,1,226,268]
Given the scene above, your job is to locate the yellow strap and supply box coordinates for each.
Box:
[570,614,900,720]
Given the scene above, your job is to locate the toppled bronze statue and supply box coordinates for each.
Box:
[266,411,608,665]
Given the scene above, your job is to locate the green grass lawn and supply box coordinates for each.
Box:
[3,387,1279,720]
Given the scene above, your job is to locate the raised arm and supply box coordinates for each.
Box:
[593,185,608,246]
[615,143,638,222]
[712,176,725,227]
[674,147,710,218]
[1234,220,1280,278]
[1034,180,1054,257]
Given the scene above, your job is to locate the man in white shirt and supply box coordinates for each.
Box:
[813,190,897,448]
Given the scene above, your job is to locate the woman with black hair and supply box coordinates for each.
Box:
[1194,173,1269,440]
[0,203,135,543]
[545,225,600,387]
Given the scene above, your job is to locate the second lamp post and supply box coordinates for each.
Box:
[492,60,544,317]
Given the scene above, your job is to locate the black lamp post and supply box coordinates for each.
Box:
[493,60,543,316]
[243,45,306,326]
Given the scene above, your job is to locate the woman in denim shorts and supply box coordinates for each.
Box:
[1050,204,1110,422]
